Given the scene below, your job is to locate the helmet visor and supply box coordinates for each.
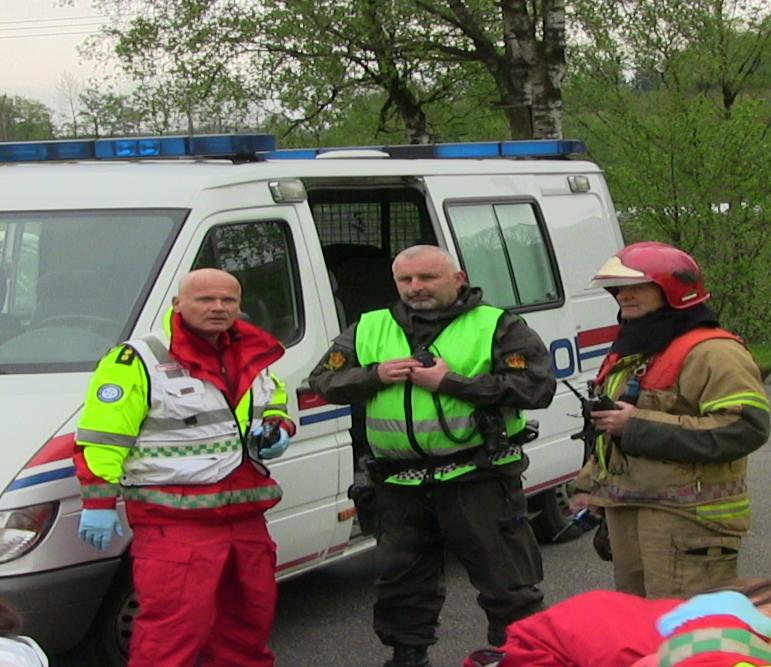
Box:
[587,255,651,289]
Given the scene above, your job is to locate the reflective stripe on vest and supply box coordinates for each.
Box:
[383,443,524,486]
[121,483,282,509]
[355,307,526,460]
[657,628,771,667]
[120,332,276,487]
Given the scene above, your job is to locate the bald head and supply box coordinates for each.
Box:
[392,245,466,311]
[172,269,242,343]
[178,268,241,298]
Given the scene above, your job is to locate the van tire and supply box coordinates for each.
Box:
[58,559,134,666]
[528,485,583,543]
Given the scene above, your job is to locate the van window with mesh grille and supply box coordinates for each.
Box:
[308,186,437,326]
[309,187,433,254]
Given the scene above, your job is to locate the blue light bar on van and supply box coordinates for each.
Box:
[270,148,321,160]
[268,139,586,160]
[0,133,276,163]
[500,140,586,157]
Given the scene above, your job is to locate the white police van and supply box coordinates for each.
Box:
[0,134,622,664]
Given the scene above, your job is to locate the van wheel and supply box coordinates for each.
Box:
[528,485,583,544]
[60,560,135,666]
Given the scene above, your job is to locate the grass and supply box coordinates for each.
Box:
[749,343,771,382]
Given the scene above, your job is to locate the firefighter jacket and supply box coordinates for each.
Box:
[576,328,770,535]
[74,310,292,524]
[309,286,556,484]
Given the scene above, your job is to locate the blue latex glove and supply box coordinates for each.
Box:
[657,590,771,638]
[78,509,124,551]
[257,425,291,460]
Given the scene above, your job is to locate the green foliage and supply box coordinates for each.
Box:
[566,0,771,341]
[748,343,771,380]
[88,0,566,142]
[0,95,55,141]
[76,85,145,137]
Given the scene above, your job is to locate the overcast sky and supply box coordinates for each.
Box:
[0,0,106,112]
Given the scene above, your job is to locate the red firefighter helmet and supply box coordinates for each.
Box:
[589,241,710,309]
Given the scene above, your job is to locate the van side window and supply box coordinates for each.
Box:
[193,220,302,344]
[0,221,40,316]
[0,210,182,370]
[308,187,437,326]
[446,202,561,310]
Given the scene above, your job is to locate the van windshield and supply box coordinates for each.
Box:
[0,209,184,373]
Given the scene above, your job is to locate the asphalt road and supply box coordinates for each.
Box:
[270,408,771,667]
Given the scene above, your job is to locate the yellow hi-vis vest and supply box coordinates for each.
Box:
[355,307,526,481]
[118,332,278,487]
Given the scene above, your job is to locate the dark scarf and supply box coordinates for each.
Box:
[610,303,719,358]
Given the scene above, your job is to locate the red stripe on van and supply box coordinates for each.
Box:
[275,551,321,572]
[27,433,75,468]
[576,325,618,348]
[327,542,349,555]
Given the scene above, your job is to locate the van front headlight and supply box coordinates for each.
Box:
[0,502,58,564]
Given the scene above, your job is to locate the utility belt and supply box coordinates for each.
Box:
[363,420,538,482]
[349,422,537,534]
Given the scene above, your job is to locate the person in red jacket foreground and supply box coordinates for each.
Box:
[633,579,771,667]
[73,268,295,667]
[463,579,771,667]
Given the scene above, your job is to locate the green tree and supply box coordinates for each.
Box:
[77,84,144,137]
[0,95,55,141]
[87,0,567,142]
[56,72,84,137]
[566,0,771,340]
[409,0,567,138]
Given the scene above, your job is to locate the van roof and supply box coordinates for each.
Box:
[0,157,604,210]
[0,135,603,211]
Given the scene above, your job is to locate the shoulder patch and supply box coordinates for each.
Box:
[323,351,347,370]
[96,383,124,403]
[115,346,135,365]
[504,354,527,370]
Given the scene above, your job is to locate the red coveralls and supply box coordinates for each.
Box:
[468,590,771,667]
[75,314,294,667]
[465,590,681,667]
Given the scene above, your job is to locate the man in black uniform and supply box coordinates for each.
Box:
[309,245,556,667]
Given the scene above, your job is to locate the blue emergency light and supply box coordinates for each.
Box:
[0,133,276,163]
[0,133,585,163]
[268,139,586,160]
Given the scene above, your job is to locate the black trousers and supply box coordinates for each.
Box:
[372,471,543,648]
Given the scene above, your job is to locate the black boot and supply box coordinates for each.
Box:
[382,644,431,667]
